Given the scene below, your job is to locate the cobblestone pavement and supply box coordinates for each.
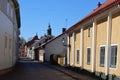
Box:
[0,58,99,80]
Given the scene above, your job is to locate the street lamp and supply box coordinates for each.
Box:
[62,38,70,47]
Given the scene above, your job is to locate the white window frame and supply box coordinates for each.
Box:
[87,47,91,65]
[110,44,118,69]
[99,45,106,67]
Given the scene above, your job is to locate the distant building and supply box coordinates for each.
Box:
[39,24,54,44]
[34,28,67,63]
[33,24,55,61]
[25,24,55,60]
[44,33,67,62]
[0,0,20,75]
[19,46,25,57]
[25,34,39,59]
[19,37,26,57]
[66,0,120,79]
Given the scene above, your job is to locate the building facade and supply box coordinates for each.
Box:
[33,24,54,61]
[66,0,120,79]
[0,0,20,75]
[34,33,67,63]
[44,33,67,62]
[25,35,39,59]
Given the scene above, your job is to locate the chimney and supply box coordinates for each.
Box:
[62,28,66,33]
[98,2,102,7]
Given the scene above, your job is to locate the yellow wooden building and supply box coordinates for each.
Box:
[66,0,120,79]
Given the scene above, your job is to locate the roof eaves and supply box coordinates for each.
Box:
[12,0,21,28]
[34,33,65,50]
[66,0,119,33]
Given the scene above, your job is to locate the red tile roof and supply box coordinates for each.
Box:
[66,0,120,33]
[25,35,39,47]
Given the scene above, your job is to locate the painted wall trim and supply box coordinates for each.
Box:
[80,27,83,68]
[105,12,112,75]
[91,19,96,72]
[67,35,70,65]
[72,32,75,66]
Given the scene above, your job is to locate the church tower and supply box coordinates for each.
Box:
[47,23,52,35]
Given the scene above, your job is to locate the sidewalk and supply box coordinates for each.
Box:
[43,62,99,80]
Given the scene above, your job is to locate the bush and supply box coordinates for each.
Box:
[50,54,60,65]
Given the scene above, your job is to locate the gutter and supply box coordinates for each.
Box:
[12,0,21,28]
[66,0,120,33]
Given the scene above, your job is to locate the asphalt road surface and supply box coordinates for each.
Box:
[0,58,99,80]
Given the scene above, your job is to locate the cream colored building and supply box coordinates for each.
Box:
[0,0,20,75]
[66,0,120,79]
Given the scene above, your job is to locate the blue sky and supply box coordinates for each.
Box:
[18,0,105,41]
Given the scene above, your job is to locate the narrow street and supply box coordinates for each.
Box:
[0,58,98,80]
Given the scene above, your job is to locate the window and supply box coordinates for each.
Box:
[4,36,7,56]
[74,32,76,41]
[5,36,7,48]
[88,27,90,37]
[7,0,14,18]
[9,39,11,49]
[99,46,105,67]
[10,7,13,18]
[87,48,91,65]
[76,50,80,64]
[110,45,118,68]
[7,1,10,15]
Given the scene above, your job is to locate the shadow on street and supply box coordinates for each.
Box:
[0,57,98,80]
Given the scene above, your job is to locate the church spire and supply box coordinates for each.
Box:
[36,33,38,36]
[47,23,52,35]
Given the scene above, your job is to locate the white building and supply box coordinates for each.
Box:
[44,33,67,61]
[0,0,20,75]
[34,28,67,63]
[25,35,39,59]
[35,33,67,63]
